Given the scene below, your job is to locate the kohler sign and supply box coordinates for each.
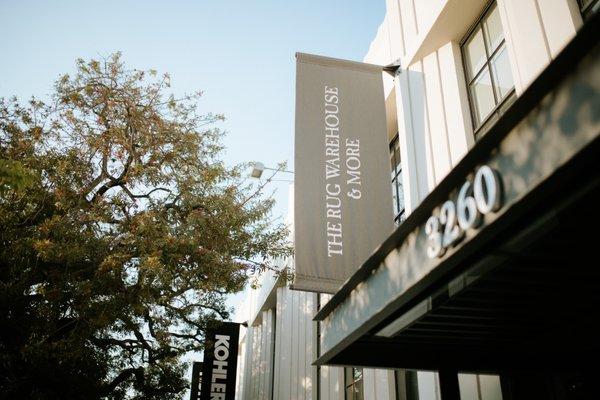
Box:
[294,53,394,293]
[199,322,240,400]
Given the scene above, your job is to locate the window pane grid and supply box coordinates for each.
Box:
[579,0,599,18]
[464,30,487,80]
[467,37,506,87]
[389,134,405,224]
[483,3,504,53]
[480,13,500,108]
[490,45,512,99]
[469,67,495,126]
[462,2,514,136]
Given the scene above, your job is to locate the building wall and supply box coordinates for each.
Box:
[363,369,397,400]
[237,288,400,400]
[237,285,346,400]
[273,287,313,399]
[237,1,588,399]
[498,0,582,94]
[367,0,582,214]
[359,0,584,398]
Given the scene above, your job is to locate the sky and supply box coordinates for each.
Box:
[0,0,385,329]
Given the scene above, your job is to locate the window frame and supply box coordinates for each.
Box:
[578,0,600,19]
[344,367,364,400]
[394,370,420,400]
[389,133,406,225]
[460,0,516,140]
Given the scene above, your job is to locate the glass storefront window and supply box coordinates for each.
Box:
[458,373,502,400]
[394,370,442,400]
[345,368,364,400]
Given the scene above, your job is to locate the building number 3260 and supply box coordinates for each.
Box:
[425,165,502,259]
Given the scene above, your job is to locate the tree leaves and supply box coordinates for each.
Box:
[0,53,292,399]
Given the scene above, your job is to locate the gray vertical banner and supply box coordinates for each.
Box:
[294,53,394,293]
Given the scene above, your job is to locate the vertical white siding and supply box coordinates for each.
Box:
[413,0,448,37]
[395,46,476,211]
[274,287,291,399]
[408,61,437,195]
[273,288,283,399]
[269,288,335,400]
[423,51,453,180]
[318,293,345,400]
[398,0,419,50]
[369,0,583,214]
[236,333,247,397]
[437,42,474,164]
[417,371,441,400]
[238,309,275,399]
[251,323,261,398]
[538,0,582,57]
[367,6,476,213]
[363,368,396,400]
[259,310,274,400]
[290,290,299,399]
[386,0,405,59]
[259,319,267,399]
[497,0,581,94]
[304,293,314,398]
[318,365,344,400]
[241,327,254,399]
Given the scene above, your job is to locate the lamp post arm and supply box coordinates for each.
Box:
[262,166,294,174]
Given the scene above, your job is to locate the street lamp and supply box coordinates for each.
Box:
[250,162,266,178]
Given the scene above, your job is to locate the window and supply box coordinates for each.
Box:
[578,0,600,19]
[458,373,503,400]
[394,370,420,400]
[345,368,364,400]
[462,2,515,139]
[389,134,405,224]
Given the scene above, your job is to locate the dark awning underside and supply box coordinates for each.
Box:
[328,152,600,372]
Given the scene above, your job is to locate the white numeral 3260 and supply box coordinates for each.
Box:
[425,165,502,259]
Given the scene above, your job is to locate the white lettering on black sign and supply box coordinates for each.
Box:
[324,86,363,258]
[210,334,230,400]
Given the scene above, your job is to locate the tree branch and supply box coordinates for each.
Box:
[101,367,144,396]
[131,187,172,199]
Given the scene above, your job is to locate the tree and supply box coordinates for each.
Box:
[0,53,292,399]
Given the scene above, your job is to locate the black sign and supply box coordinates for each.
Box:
[199,322,240,400]
[189,362,203,400]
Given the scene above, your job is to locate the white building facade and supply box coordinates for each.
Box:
[235,0,598,399]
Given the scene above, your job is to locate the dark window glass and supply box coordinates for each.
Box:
[389,134,405,225]
[345,368,364,400]
[579,0,600,18]
[394,370,420,400]
[462,2,515,140]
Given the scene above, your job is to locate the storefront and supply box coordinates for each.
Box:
[235,1,599,399]
[314,13,599,400]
